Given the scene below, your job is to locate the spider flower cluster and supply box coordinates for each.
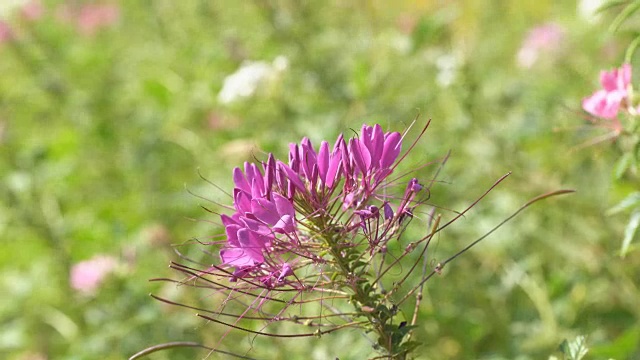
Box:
[220,124,404,279]
[164,123,450,358]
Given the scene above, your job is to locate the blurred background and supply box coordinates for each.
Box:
[1,1,639,359]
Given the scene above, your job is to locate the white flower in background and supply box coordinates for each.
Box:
[578,0,605,23]
[218,56,289,104]
[0,0,42,21]
[0,0,28,18]
[436,53,460,88]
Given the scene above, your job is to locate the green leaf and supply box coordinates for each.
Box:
[609,0,640,33]
[143,79,172,107]
[606,192,640,215]
[591,325,640,359]
[398,340,421,354]
[624,34,640,63]
[621,210,640,257]
[614,152,633,179]
[599,0,634,13]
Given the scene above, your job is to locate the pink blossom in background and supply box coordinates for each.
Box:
[582,64,632,120]
[77,3,119,35]
[517,23,565,68]
[0,20,14,45]
[21,0,44,22]
[56,3,119,36]
[70,255,118,294]
[396,13,417,34]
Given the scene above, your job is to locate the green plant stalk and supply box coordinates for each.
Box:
[312,217,406,359]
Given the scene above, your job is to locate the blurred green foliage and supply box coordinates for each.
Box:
[1,1,640,359]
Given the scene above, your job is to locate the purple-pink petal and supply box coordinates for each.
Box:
[582,89,623,119]
[381,132,402,168]
[278,161,306,192]
[220,247,259,267]
[244,163,261,186]
[250,178,264,199]
[220,214,239,227]
[289,143,300,172]
[300,138,317,181]
[277,263,293,282]
[368,124,385,169]
[237,228,264,251]
[233,167,250,193]
[233,188,252,214]
[600,63,631,94]
[264,154,276,198]
[273,214,295,234]
[373,168,393,184]
[361,125,374,159]
[325,152,341,188]
[383,202,394,220]
[252,198,280,225]
[225,224,242,246]
[317,141,330,185]
[240,216,271,236]
[339,135,352,180]
[349,138,370,175]
[273,193,294,217]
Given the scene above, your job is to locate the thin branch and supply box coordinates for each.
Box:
[396,189,575,306]
[197,313,366,337]
[128,341,258,360]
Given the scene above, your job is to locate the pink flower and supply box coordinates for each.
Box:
[217,124,405,280]
[0,21,14,45]
[70,255,117,294]
[349,124,402,182]
[600,63,631,94]
[56,3,119,36]
[160,121,466,354]
[220,228,268,267]
[582,64,632,119]
[21,0,44,22]
[517,23,565,68]
[77,3,119,36]
[582,89,625,120]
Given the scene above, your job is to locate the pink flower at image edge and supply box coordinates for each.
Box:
[70,255,117,294]
[22,0,44,21]
[582,64,632,120]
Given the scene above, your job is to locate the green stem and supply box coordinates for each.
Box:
[316,222,402,358]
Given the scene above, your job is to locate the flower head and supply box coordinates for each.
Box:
[600,63,632,94]
[517,23,564,68]
[70,255,118,294]
[0,20,14,44]
[21,0,43,21]
[56,3,119,36]
[582,64,632,120]
[218,56,289,104]
[145,119,571,359]
[161,122,456,357]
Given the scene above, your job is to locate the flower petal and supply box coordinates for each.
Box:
[381,132,402,168]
